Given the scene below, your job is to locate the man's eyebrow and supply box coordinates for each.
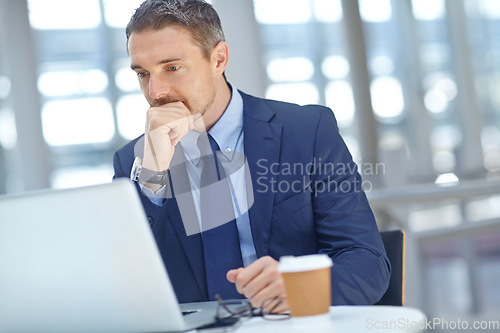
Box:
[158,57,182,65]
[130,57,183,71]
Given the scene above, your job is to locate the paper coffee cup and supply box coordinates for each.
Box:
[278,254,333,317]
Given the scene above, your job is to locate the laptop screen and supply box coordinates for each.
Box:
[0,180,189,333]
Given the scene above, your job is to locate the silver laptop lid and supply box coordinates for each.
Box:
[0,179,187,333]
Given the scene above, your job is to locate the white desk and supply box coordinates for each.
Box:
[234,306,426,333]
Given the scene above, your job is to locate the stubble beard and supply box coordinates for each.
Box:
[191,87,217,130]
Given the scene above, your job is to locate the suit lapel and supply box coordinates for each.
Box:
[241,92,282,258]
[165,146,207,299]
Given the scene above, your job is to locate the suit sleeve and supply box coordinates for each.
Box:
[113,151,127,179]
[311,108,390,305]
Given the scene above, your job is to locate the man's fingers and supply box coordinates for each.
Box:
[248,280,285,309]
[228,256,289,312]
[233,259,268,294]
[149,115,189,147]
[234,256,274,287]
[240,267,281,299]
[146,101,192,132]
[263,298,289,314]
[231,256,283,298]
[142,102,193,172]
[249,274,287,311]
[226,268,243,283]
[168,121,189,147]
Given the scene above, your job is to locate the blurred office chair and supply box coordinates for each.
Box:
[375,230,406,306]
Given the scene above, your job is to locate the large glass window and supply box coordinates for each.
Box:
[0,71,13,193]
[253,0,363,158]
[26,0,144,188]
[252,0,500,322]
[465,0,500,174]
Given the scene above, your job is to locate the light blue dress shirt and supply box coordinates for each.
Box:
[140,85,257,267]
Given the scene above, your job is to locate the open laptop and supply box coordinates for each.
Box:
[0,179,219,333]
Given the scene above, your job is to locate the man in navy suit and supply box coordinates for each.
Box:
[113,0,390,311]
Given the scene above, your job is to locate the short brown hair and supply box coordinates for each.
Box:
[126,0,225,58]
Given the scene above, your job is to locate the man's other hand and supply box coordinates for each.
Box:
[227,256,289,313]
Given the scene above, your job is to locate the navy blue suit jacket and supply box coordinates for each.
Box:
[113,91,390,305]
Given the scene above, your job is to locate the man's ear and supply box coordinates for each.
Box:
[212,41,229,75]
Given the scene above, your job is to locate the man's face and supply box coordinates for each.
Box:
[128,25,217,115]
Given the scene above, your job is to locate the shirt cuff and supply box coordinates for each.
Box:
[138,183,167,207]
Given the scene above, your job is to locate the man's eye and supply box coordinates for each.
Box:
[137,72,148,78]
[168,66,180,72]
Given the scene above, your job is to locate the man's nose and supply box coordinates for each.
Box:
[148,75,171,100]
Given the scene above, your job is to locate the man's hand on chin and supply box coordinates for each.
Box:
[140,102,195,191]
[226,256,289,313]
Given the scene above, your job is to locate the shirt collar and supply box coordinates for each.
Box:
[208,83,244,161]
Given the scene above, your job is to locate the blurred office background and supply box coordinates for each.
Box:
[0,0,499,329]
